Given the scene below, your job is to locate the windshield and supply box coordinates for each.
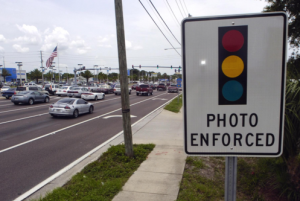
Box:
[61,87,68,89]
[140,85,149,88]
[57,99,75,104]
[74,88,81,90]
[3,86,9,88]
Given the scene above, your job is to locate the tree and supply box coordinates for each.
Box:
[98,72,107,82]
[28,69,42,83]
[1,68,11,82]
[81,70,93,83]
[264,0,300,77]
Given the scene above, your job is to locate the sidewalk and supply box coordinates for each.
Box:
[113,108,186,201]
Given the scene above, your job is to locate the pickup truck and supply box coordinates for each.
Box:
[136,84,153,96]
[156,83,167,91]
[168,84,179,93]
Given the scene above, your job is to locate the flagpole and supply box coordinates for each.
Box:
[57,43,60,83]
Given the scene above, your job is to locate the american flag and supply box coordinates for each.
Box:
[46,46,57,67]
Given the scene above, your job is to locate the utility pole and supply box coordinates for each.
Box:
[40,51,44,86]
[114,0,133,157]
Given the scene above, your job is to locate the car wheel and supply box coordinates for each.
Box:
[147,92,150,96]
[151,92,153,95]
[58,94,61,97]
[50,114,56,117]
[44,97,49,103]
[115,93,117,95]
[5,97,9,99]
[28,98,34,105]
[95,96,98,101]
[102,94,105,99]
[73,109,79,118]
[129,91,131,95]
[136,93,139,96]
[89,106,94,114]
[69,96,72,98]
[14,102,19,105]
[53,91,56,95]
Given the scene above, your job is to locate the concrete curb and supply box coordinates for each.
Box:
[24,107,165,201]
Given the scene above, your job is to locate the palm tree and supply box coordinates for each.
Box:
[1,68,11,82]
[28,69,42,83]
[81,70,93,84]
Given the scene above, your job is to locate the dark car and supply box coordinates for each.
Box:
[11,91,50,105]
[149,84,157,90]
[2,88,16,99]
[157,83,167,91]
[168,84,179,93]
[97,85,114,94]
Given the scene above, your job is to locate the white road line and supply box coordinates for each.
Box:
[0,93,168,154]
[0,97,120,125]
[103,115,137,119]
[13,92,179,201]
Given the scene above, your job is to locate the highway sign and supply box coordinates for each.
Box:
[182,13,287,157]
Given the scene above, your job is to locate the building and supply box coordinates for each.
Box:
[0,68,27,82]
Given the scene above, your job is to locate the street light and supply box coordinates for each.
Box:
[94,65,98,82]
[15,62,23,85]
[164,47,181,50]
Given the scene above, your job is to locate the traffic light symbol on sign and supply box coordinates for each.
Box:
[219,26,247,105]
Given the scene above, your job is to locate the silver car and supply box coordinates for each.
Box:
[49,98,94,118]
[114,84,132,95]
[11,91,50,105]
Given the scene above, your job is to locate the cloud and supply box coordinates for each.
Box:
[0,46,4,51]
[16,24,40,35]
[13,44,29,52]
[70,38,90,54]
[0,35,6,42]
[125,40,142,50]
[41,27,70,51]
[97,35,113,48]
[13,36,39,45]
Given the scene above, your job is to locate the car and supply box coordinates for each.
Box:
[156,83,167,91]
[24,82,42,88]
[98,85,114,94]
[149,83,157,90]
[11,91,50,105]
[136,84,153,96]
[168,84,179,93]
[56,86,74,96]
[67,87,89,98]
[81,90,105,100]
[114,84,132,95]
[44,84,61,95]
[49,98,94,118]
[15,86,49,95]
[131,84,139,90]
[1,86,10,93]
[2,88,16,99]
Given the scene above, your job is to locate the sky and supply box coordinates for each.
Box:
[0,0,269,76]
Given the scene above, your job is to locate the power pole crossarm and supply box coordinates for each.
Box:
[114,0,134,157]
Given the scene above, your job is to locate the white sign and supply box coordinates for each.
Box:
[183,13,287,157]
[152,73,158,77]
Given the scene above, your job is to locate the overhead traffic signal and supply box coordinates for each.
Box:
[219,25,247,105]
[157,65,159,69]
[139,65,141,68]
[132,65,134,69]
[175,69,177,73]
[171,65,173,69]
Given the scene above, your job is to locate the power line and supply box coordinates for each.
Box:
[182,0,189,15]
[166,0,181,26]
[179,0,187,16]
[149,0,181,45]
[175,0,185,18]
[163,0,179,27]
[139,0,181,57]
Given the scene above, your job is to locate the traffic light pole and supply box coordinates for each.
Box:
[115,0,133,157]
[225,157,237,201]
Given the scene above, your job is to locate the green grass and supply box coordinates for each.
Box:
[35,144,155,201]
[164,94,182,113]
[178,156,300,201]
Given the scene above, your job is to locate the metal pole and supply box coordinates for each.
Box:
[40,51,44,86]
[225,157,237,201]
[74,68,77,85]
[114,0,133,157]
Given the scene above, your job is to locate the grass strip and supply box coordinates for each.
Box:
[164,94,182,113]
[36,144,155,201]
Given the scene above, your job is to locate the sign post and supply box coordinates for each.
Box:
[182,12,287,200]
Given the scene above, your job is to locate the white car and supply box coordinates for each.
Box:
[1,86,10,93]
[67,87,89,98]
[56,86,73,96]
[81,91,105,100]
[114,84,132,95]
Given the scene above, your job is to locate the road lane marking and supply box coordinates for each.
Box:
[13,92,179,201]
[0,93,168,154]
[0,97,121,125]
[103,115,137,119]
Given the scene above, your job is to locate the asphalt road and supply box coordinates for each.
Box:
[0,90,179,201]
